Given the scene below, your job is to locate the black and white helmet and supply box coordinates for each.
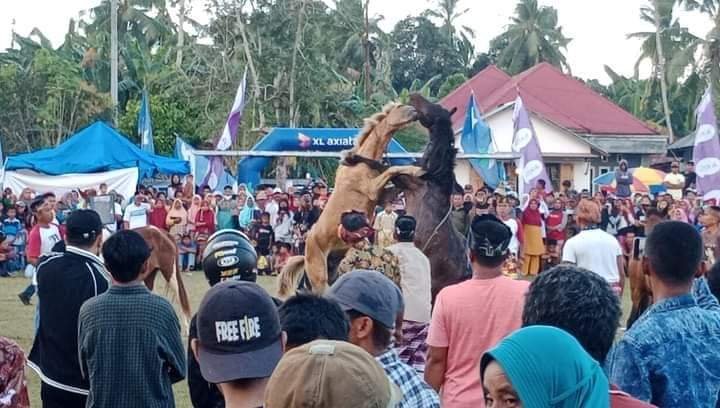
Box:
[202,229,257,285]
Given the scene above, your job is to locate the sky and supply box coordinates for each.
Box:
[0,0,714,83]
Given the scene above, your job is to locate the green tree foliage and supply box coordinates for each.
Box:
[490,0,571,75]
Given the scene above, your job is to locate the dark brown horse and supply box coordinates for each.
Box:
[393,94,470,301]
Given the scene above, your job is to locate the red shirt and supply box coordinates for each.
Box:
[546,209,566,241]
[610,385,657,407]
[521,208,543,227]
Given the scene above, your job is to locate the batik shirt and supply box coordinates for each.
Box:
[376,349,440,408]
[607,278,720,407]
[337,239,401,288]
[0,337,30,408]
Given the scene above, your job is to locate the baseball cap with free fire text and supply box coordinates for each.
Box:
[195,280,283,383]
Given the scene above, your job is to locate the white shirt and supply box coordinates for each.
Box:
[123,202,151,229]
[266,200,279,225]
[387,242,432,323]
[106,202,123,233]
[562,229,622,284]
[502,218,520,255]
[664,172,685,200]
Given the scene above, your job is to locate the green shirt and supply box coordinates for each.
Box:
[78,284,186,408]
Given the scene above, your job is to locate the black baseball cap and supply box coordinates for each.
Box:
[66,209,103,242]
[196,280,283,383]
[326,270,403,329]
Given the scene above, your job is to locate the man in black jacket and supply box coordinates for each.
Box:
[28,209,108,408]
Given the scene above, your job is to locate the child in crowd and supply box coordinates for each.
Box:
[2,206,26,273]
[273,242,292,275]
[178,235,198,273]
[251,212,274,276]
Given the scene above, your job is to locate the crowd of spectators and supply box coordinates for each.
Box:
[3,157,720,408]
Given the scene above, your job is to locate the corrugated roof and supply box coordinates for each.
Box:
[441,63,659,136]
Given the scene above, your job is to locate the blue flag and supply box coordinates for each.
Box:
[460,94,504,188]
[138,89,155,154]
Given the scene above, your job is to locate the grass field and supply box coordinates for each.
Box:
[1,271,632,407]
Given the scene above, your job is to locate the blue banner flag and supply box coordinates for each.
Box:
[460,94,504,188]
[138,89,155,154]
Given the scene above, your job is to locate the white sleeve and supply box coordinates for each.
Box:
[562,239,576,263]
[123,206,132,221]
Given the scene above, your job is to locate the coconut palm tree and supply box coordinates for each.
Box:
[491,0,571,75]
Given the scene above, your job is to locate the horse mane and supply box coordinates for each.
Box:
[420,119,457,195]
[352,102,401,151]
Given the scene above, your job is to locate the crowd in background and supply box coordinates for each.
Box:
[3,157,720,408]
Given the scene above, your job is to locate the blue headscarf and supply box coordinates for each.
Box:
[481,326,610,408]
[239,196,257,229]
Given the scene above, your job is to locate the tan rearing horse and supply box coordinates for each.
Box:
[278,103,421,297]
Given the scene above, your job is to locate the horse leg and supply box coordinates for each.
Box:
[144,268,157,291]
[367,165,425,201]
[304,233,329,294]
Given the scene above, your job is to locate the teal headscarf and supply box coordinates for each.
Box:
[239,196,257,229]
[480,326,610,408]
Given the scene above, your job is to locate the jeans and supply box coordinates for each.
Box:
[20,283,36,298]
[179,253,196,271]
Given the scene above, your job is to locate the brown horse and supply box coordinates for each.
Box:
[278,103,422,297]
[392,94,470,302]
[135,226,192,325]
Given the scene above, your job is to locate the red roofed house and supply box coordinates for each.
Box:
[440,62,667,192]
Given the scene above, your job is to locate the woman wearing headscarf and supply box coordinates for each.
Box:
[521,198,544,276]
[238,195,258,231]
[615,160,632,199]
[194,199,216,259]
[148,197,169,230]
[336,210,401,289]
[480,325,610,408]
[166,199,188,241]
[187,195,202,234]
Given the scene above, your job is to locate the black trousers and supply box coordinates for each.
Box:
[41,383,87,408]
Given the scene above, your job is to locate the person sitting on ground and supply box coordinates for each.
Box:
[327,270,440,407]
[387,215,432,373]
[480,326,611,408]
[607,221,720,406]
[562,199,625,296]
[78,230,186,408]
[191,280,286,408]
[278,294,349,350]
[28,210,108,408]
[522,265,656,407]
[187,229,259,408]
[425,214,529,408]
[0,336,30,408]
[336,210,401,288]
[264,340,401,408]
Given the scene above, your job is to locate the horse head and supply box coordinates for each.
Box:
[351,102,417,159]
[409,94,458,192]
[409,93,457,134]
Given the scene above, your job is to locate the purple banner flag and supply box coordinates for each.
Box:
[203,68,248,190]
[512,95,551,196]
[693,86,720,203]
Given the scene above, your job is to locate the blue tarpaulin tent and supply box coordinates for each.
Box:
[236,128,413,186]
[6,122,189,179]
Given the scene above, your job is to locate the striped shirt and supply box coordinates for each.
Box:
[78,284,186,408]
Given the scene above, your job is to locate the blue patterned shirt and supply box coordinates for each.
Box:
[607,279,720,407]
[377,349,440,408]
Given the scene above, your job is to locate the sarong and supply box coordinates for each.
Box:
[397,320,429,373]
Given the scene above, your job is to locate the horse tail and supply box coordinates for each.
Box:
[172,259,192,323]
[277,256,305,299]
